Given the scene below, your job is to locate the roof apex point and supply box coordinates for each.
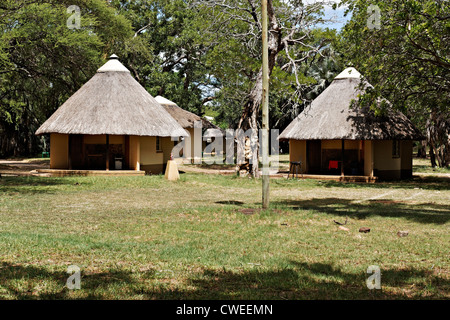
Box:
[97,55,129,73]
[335,67,361,80]
[155,95,177,106]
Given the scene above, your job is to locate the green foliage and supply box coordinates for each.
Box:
[111,0,215,115]
[340,0,449,166]
[0,0,133,157]
[195,1,344,130]
[0,0,346,156]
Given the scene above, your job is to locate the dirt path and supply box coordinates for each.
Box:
[0,159,50,176]
[178,164,236,175]
[178,163,284,177]
[414,172,450,178]
[1,158,448,180]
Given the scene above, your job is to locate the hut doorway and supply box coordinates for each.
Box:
[67,134,129,170]
[307,140,321,174]
[69,135,84,169]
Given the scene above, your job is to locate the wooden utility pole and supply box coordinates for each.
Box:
[261,0,270,208]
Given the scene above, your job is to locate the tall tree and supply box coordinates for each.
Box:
[0,0,132,157]
[111,0,218,115]
[340,0,450,167]
[194,0,337,177]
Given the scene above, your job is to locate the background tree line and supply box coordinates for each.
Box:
[0,0,448,168]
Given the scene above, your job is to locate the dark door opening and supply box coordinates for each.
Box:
[69,135,84,169]
[307,140,321,174]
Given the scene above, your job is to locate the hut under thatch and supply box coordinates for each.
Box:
[36,55,188,174]
[155,96,220,162]
[279,67,424,180]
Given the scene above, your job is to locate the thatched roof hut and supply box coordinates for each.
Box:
[280,67,424,181]
[279,67,423,141]
[155,96,217,130]
[154,96,221,163]
[35,55,188,174]
[36,55,187,137]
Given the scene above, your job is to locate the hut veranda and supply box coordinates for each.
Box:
[35,55,188,174]
[279,68,424,181]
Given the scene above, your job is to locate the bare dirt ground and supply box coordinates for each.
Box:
[1,156,449,179]
[0,159,50,176]
[414,172,450,178]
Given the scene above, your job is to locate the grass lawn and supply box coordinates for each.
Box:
[413,157,450,174]
[0,169,449,299]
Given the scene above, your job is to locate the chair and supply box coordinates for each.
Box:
[328,160,339,171]
[288,160,302,179]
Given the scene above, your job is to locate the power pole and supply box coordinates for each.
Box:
[261,0,270,209]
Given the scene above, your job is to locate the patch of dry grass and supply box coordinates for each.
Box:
[0,173,448,299]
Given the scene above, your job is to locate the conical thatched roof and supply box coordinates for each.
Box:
[155,96,217,130]
[36,55,188,137]
[279,68,424,141]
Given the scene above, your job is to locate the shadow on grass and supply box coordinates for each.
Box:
[321,176,450,191]
[1,261,447,300]
[413,165,450,174]
[184,261,448,300]
[0,261,152,299]
[272,198,450,224]
[215,200,245,206]
[0,176,73,195]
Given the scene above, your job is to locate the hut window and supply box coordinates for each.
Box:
[392,140,400,158]
[156,137,162,152]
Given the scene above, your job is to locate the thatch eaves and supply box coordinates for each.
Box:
[36,55,188,137]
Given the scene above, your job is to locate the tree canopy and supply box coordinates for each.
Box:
[340,0,449,166]
[0,0,132,156]
[0,0,447,168]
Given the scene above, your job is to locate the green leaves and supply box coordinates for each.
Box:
[0,0,133,156]
[341,0,450,166]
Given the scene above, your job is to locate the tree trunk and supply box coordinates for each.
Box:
[236,71,264,178]
[235,0,281,177]
[417,140,427,158]
[429,143,437,168]
[427,111,450,168]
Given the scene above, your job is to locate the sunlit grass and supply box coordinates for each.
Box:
[0,172,448,299]
[413,158,450,174]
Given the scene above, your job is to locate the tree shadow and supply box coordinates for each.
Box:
[168,261,447,300]
[272,198,449,224]
[1,260,447,300]
[0,176,73,195]
[215,200,245,206]
[0,261,153,300]
[320,176,450,191]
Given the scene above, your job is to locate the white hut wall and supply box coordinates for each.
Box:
[289,140,308,173]
[364,140,374,177]
[50,133,69,169]
[129,135,140,171]
[373,140,402,180]
[161,137,175,165]
[140,136,164,174]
